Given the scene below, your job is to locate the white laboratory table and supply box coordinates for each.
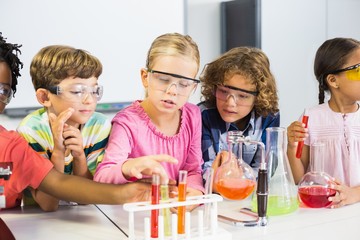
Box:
[96,199,360,240]
[218,200,360,240]
[0,204,127,240]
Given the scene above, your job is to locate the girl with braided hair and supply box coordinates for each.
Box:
[287,37,360,208]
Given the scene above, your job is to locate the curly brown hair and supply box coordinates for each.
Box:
[200,47,278,117]
[30,45,102,90]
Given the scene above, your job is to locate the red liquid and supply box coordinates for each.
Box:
[177,182,187,234]
[151,183,160,238]
[215,178,256,200]
[298,185,336,208]
[296,115,309,158]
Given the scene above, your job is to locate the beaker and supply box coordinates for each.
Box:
[252,127,298,215]
[298,143,336,208]
[214,131,256,200]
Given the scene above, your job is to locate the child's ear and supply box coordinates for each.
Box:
[140,68,149,88]
[326,74,339,89]
[36,89,52,107]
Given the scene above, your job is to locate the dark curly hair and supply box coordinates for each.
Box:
[0,32,23,96]
[314,37,360,104]
[200,47,278,117]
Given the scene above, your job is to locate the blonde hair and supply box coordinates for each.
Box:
[145,33,200,72]
[30,45,102,90]
[200,47,279,117]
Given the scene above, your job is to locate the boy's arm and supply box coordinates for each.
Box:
[31,150,65,211]
[38,168,152,204]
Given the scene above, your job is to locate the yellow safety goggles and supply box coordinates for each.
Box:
[330,63,360,81]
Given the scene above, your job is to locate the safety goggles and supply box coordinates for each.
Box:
[0,83,13,105]
[329,63,360,81]
[148,69,199,96]
[214,85,258,106]
[47,84,103,102]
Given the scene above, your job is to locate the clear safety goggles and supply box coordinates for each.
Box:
[47,84,103,102]
[148,69,199,96]
[0,83,13,105]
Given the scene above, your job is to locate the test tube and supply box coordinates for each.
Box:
[296,115,309,158]
[160,184,171,236]
[151,174,160,238]
[177,170,187,234]
[204,168,214,229]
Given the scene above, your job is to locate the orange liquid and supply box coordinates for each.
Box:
[215,178,256,200]
[177,182,186,234]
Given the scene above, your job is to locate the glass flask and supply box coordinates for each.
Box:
[214,131,256,200]
[252,127,299,215]
[298,142,336,208]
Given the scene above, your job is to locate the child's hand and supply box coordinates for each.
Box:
[211,151,229,193]
[49,108,74,152]
[185,187,203,211]
[170,187,203,213]
[287,121,308,147]
[329,179,360,208]
[122,154,178,185]
[62,124,85,159]
[121,182,152,202]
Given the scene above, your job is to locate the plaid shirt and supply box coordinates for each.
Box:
[198,102,280,177]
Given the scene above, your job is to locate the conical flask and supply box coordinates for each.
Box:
[252,127,298,215]
[298,143,336,208]
[214,131,256,200]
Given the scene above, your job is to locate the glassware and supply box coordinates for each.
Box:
[298,143,336,208]
[252,127,299,215]
[214,131,256,200]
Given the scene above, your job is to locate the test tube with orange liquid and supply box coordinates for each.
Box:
[177,170,187,234]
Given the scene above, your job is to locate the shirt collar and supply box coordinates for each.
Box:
[226,110,256,135]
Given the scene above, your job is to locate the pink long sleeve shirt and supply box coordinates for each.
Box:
[94,101,204,192]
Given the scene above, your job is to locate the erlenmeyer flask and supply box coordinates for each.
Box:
[298,143,336,208]
[214,131,256,200]
[252,127,298,215]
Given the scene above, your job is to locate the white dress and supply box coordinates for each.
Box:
[304,102,360,186]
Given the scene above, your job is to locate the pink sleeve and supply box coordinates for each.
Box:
[94,120,132,184]
[183,106,205,193]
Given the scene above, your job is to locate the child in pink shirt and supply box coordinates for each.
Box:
[95,33,204,207]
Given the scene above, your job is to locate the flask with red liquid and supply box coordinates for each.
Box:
[214,131,256,200]
[298,142,336,208]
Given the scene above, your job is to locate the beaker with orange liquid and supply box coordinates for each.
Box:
[214,131,256,200]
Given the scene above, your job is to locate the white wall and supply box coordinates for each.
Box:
[0,0,185,109]
[187,0,360,128]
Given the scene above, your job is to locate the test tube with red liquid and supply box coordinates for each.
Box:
[177,170,187,234]
[296,115,309,158]
[151,174,160,238]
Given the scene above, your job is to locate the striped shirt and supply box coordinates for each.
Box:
[17,108,111,175]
